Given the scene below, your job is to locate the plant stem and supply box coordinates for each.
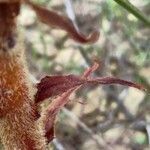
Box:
[113,0,150,26]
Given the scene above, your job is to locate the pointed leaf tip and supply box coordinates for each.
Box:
[86,77,145,91]
[25,0,100,44]
[36,63,146,143]
[35,64,145,103]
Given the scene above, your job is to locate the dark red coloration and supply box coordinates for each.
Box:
[45,123,55,143]
[0,2,20,50]
[35,63,145,142]
[35,75,83,103]
[40,64,99,142]
[35,63,99,103]
[36,73,145,103]
[25,0,100,44]
[1,0,146,148]
[43,89,76,143]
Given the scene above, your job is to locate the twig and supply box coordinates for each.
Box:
[62,108,113,150]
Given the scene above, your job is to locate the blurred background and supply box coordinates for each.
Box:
[19,0,149,149]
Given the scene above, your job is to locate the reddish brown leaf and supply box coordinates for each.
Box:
[35,62,99,103]
[45,124,55,143]
[41,76,145,142]
[42,89,76,142]
[36,72,145,103]
[39,64,100,141]
[25,0,100,43]
[35,75,83,103]
[41,77,145,143]
[85,77,145,90]
[37,63,145,143]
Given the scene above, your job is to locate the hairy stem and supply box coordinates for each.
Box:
[0,2,47,150]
